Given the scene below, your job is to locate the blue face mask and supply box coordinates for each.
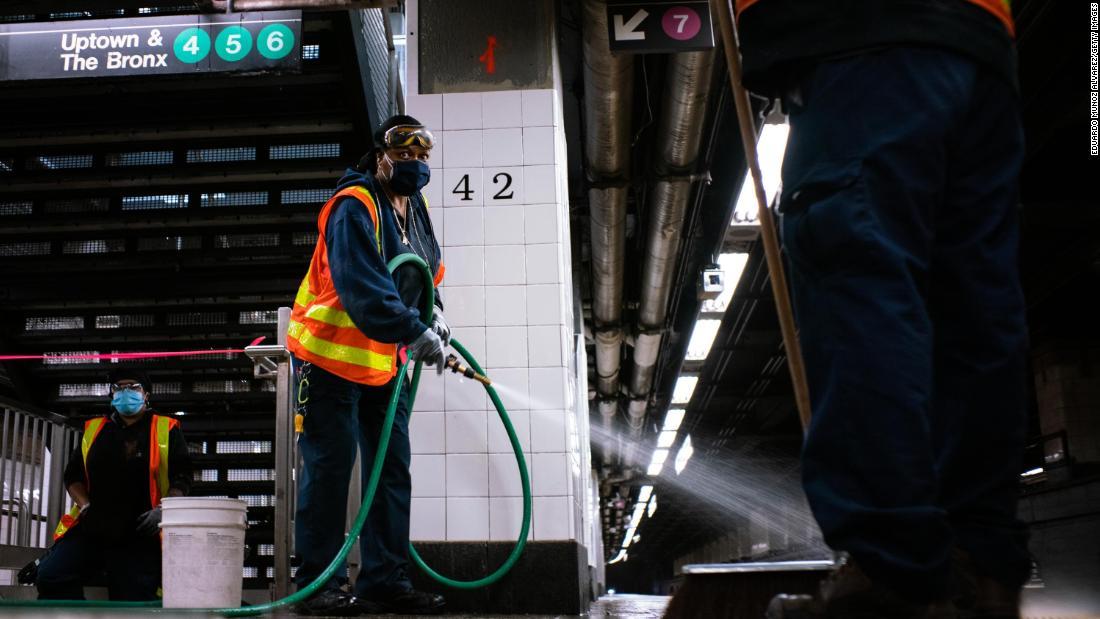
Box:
[386,159,431,197]
[112,390,146,416]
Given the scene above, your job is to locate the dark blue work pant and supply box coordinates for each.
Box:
[36,523,161,600]
[292,359,414,598]
[779,47,1030,600]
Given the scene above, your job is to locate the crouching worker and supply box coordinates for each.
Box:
[35,369,192,600]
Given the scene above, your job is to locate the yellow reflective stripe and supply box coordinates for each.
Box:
[295,276,315,308]
[304,304,358,329]
[349,186,382,254]
[154,416,171,498]
[288,320,392,372]
[81,417,104,461]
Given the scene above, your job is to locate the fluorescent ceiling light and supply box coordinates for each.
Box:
[1022,467,1044,477]
[637,485,654,504]
[686,319,722,361]
[731,122,789,227]
[702,253,750,314]
[672,376,698,405]
[657,430,678,448]
[647,461,664,476]
[650,448,669,467]
[647,495,657,518]
[674,435,694,475]
[663,409,686,432]
[608,551,626,565]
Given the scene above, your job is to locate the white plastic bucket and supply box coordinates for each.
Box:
[160,497,248,609]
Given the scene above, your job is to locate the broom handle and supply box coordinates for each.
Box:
[711,0,813,432]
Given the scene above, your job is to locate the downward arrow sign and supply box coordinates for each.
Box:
[613,9,648,41]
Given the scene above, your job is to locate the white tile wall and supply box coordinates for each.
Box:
[423,177,443,210]
[427,201,444,236]
[529,367,567,409]
[486,367,528,411]
[526,284,562,325]
[448,326,485,362]
[522,126,556,165]
[533,496,572,540]
[411,454,446,497]
[523,165,557,204]
[521,90,556,127]
[444,208,485,247]
[447,497,489,541]
[410,411,445,454]
[428,131,445,170]
[484,205,524,245]
[530,410,567,453]
[442,246,484,286]
[484,167,524,205]
[442,93,483,130]
[486,326,528,368]
[442,168,484,207]
[443,130,484,168]
[443,286,486,327]
[527,325,562,367]
[411,497,446,541]
[482,128,523,167]
[446,453,488,496]
[485,286,526,326]
[414,370,446,411]
[446,411,488,453]
[524,204,558,244]
[489,497,531,542]
[489,452,527,497]
[526,243,561,284]
[482,91,523,128]
[532,452,569,496]
[445,372,488,410]
[484,245,526,285]
[406,94,443,131]
[488,408,530,453]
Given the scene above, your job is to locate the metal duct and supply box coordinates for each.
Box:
[630,50,716,401]
[626,399,647,432]
[582,0,633,400]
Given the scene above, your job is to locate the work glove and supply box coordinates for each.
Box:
[430,309,451,347]
[135,506,162,537]
[407,328,446,375]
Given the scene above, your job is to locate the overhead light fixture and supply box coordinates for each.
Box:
[1022,467,1044,477]
[637,485,654,504]
[663,409,685,432]
[647,495,657,518]
[657,430,677,448]
[608,551,627,564]
[674,435,694,475]
[648,448,669,476]
[702,253,750,314]
[672,376,698,405]
[731,121,789,227]
[685,319,722,361]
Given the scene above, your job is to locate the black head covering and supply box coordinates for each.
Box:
[356,114,426,174]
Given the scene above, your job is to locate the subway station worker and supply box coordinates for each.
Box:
[734,1,1030,618]
[35,369,191,601]
[287,114,448,616]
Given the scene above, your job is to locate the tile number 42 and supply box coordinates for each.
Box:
[452,172,514,201]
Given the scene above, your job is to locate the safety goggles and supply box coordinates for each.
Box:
[110,382,144,393]
[382,124,435,150]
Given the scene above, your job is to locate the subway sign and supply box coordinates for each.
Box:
[0,11,301,81]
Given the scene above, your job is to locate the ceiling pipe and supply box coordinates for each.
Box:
[201,0,395,10]
[582,0,633,405]
[628,50,716,410]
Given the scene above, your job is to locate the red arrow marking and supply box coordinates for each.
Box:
[479,35,497,75]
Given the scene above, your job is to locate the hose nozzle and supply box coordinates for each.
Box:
[445,354,492,386]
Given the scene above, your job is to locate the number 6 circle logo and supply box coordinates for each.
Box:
[258,23,295,60]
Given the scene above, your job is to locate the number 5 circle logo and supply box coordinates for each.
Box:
[173,27,211,64]
[258,23,295,60]
[215,25,253,62]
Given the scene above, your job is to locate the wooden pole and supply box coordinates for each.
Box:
[711,0,813,432]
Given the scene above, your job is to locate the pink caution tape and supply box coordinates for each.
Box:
[0,336,267,361]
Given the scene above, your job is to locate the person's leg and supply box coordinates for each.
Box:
[35,526,102,600]
[780,47,979,601]
[293,361,361,593]
[930,65,1030,591]
[105,536,161,601]
[353,376,413,598]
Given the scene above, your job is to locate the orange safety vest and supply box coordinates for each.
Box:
[734,0,1014,37]
[53,414,178,541]
[287,185,444,386]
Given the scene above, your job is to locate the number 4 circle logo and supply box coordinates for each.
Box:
[173,27,211,64]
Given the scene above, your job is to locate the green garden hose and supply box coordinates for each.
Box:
[0,254,532,615]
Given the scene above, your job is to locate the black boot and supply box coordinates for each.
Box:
[296,589,362,616]
[372,588,446,615]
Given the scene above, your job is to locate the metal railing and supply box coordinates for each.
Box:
[0,397,79,573]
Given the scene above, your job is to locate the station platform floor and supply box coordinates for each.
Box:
[0,594,671,618]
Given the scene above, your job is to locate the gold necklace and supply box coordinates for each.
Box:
[394,209,410,245]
